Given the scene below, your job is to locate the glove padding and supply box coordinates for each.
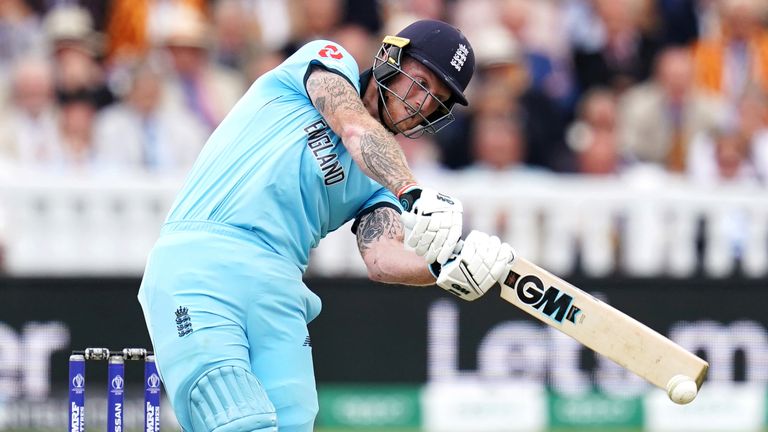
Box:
[399,186,463,265]
[435,230,515,301]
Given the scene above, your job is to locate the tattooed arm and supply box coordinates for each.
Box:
[356,207,435,285]
[307,66,464,267]
[306,67,416,195]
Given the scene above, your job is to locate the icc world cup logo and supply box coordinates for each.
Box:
[111,375,124,390]
[72,373,85,388]
[147,373,161,389]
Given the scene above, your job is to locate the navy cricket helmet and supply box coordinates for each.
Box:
[372,19,475,137]
[395,19,475,106]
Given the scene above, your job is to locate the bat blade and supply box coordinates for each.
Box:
[499,257,708,390]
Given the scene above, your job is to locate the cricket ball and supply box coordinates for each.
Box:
[666,374,698,405]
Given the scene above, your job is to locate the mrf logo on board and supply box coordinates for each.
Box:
[505,272,582,324]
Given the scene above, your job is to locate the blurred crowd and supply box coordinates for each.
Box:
[0,0,767,184]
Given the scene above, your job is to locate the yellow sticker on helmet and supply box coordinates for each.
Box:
[382,35,410,48]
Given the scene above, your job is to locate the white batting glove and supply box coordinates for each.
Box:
[398,185,463,265]
[433,230,515,301]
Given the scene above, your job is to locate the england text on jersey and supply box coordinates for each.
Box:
[304,119,345,185]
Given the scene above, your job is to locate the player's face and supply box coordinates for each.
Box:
[382,57,452,134]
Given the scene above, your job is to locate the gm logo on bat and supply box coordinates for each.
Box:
[507,272,582,324]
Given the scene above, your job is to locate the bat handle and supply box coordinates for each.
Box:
[451,239,515,286]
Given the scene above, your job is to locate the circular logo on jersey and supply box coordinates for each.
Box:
[318,44,343,60]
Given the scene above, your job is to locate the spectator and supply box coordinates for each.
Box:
[103,0,151,65]
[694,0,724,40]
[395,132,443,176]
[104,0,207,66]
[451,0,503,39]
[342,0,381,34]
[93,62,207,174]
[27,0,112,33]
[43,5,114,109]
[282,0,344,56]
[158,5,244,133]
[56,91,98,172]
[468,113,526,172]
[571,0,662,95]
[0,0,45,87]
[568,87,621,175]
[244,48,286,83]
[382,0,447,33]
[739,87,768,148]
[464,111,531,236]
[330,23,376,73]
[692,0,768,105]
[656,0,700,45]
[497,0,578,111]
[564,0,604,51]
[619,46,724,171]
[210,0,259,73]
[245,0,293,52]
[686,105,764,260]
[710,130,754,181]
[687,89,768,184]
[0,57,60,169]
[472,26,574,172]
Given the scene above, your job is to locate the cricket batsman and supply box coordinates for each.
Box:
[138,19,514,431]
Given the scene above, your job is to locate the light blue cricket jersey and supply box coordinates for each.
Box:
[164,40,400,271]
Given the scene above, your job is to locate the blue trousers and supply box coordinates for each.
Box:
[138,224,322,431]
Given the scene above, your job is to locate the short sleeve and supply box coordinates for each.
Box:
[276,40,361,99]
[350,188,402,234]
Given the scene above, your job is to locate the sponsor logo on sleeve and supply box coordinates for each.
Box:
[318,44,343,59]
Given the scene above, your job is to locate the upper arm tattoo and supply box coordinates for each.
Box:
[356,207,403,254]
[306,67,416,194]
[306,68,367,120]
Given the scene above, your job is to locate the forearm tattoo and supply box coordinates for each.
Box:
[359,129,414,193]
[306,69,415,193]
[356,207,403,253]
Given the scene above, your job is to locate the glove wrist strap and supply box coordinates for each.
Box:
[428,261,442,279]
[396,183,419,198]
[398,186,422,212]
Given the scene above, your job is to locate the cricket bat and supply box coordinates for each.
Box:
[401,213,707,402]
[499,255,708,402]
